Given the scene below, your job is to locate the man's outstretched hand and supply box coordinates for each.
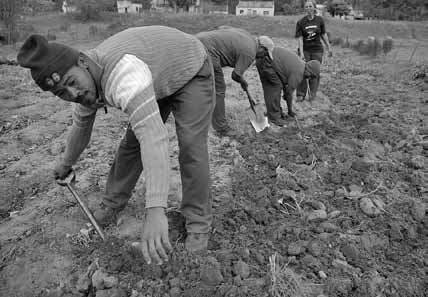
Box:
[141,207,172,265]
[240,80,248,92]
[54,163,72,180]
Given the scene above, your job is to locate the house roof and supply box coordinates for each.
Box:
[236,1,274,8]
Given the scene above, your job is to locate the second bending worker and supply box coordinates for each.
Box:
[256,46,320,126]
[196,27,273,136]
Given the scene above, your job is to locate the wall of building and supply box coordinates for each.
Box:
[117,1,143,13]
[236,7,274,16]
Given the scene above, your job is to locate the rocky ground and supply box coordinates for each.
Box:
[0,37,427,297]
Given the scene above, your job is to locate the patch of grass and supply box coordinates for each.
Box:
[269,253,309,297]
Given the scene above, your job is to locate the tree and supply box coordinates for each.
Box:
[133,0,153,10]
[167,0,195,12]
[72,0,113,21]
[326,0,351,17]
[0,0,24,44]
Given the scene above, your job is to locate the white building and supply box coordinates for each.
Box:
[236,1,274,16]
[117,0,143,14]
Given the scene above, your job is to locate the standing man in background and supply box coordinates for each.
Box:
[196,27,274,136]
[295,0,331,101]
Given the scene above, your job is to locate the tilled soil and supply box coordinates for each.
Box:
[1,40,427,297]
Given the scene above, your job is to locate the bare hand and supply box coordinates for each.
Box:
[141,207,172,265]
[54,163,72,180]
[240,80,249,91]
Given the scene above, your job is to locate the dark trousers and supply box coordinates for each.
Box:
[255,57,290,122]
[296,51,323,99]
[210,57,228,132]
[103,57,215,234]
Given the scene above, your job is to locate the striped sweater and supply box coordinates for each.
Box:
[62,26,207,208]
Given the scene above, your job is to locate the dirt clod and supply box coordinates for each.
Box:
[318,271,327,279]
[319,222,340,233]
[95,288,127,297]
[411,200,426,221]
[169,287,181,297]
[200,256,223,286]
[76,274,91,294]
[233,260,250,279]
[340,244,360,262]
[92,270,118,290]
[360,197,382,216]
[307,209,328,221]
[307,240,323,257]
[287,241,307,256]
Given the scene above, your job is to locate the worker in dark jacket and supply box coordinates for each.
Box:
[256,46,320,126]
[17,26,215,265]
[196,27,274,135]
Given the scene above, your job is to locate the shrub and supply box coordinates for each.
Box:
[72,0,112,21]
[382,36,393,55]
[47,30,56,41]
[352,39,368,55]
[88,25,99,38]
[367,36,382,57]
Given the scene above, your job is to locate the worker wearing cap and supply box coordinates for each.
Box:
[196,27,274,135]
[17,26,215,264]
[255,46,320,126]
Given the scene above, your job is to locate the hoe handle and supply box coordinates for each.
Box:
[245,89,256,113]
[57,171,106,241]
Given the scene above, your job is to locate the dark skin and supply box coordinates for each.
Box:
[53,54,172,265]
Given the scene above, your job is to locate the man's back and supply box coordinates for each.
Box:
[196,27,257,74]
[89,26,207,100]
[272,47,305,90]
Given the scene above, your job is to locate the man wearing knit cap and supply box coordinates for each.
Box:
[196,27,274,136]
[255,46,320,126]
[17,26,215,264]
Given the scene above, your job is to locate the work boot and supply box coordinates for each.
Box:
[288,111,296,118]
[281,111,296,119]
[270,118,287,127]
[93,202,124,228]
[185,233,209,252]
[214,126,237,138]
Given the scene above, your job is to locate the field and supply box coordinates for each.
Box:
[0,13,427,297]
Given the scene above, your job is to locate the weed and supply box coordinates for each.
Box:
[269,253,308,297]
[382,36,394,55]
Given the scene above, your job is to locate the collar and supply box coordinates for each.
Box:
[81,52,108,114]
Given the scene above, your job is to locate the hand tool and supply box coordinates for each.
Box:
[244,88,269,133]
[57,170,106,241]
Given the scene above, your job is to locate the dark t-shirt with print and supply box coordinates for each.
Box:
[295,15,326,53]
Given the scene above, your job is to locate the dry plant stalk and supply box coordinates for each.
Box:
[269,253,307,297]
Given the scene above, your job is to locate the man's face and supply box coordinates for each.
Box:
[52,65,98,109]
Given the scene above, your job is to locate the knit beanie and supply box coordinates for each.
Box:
[17,34,79,91]
[304,60,321,78]
[257,36,274,60]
